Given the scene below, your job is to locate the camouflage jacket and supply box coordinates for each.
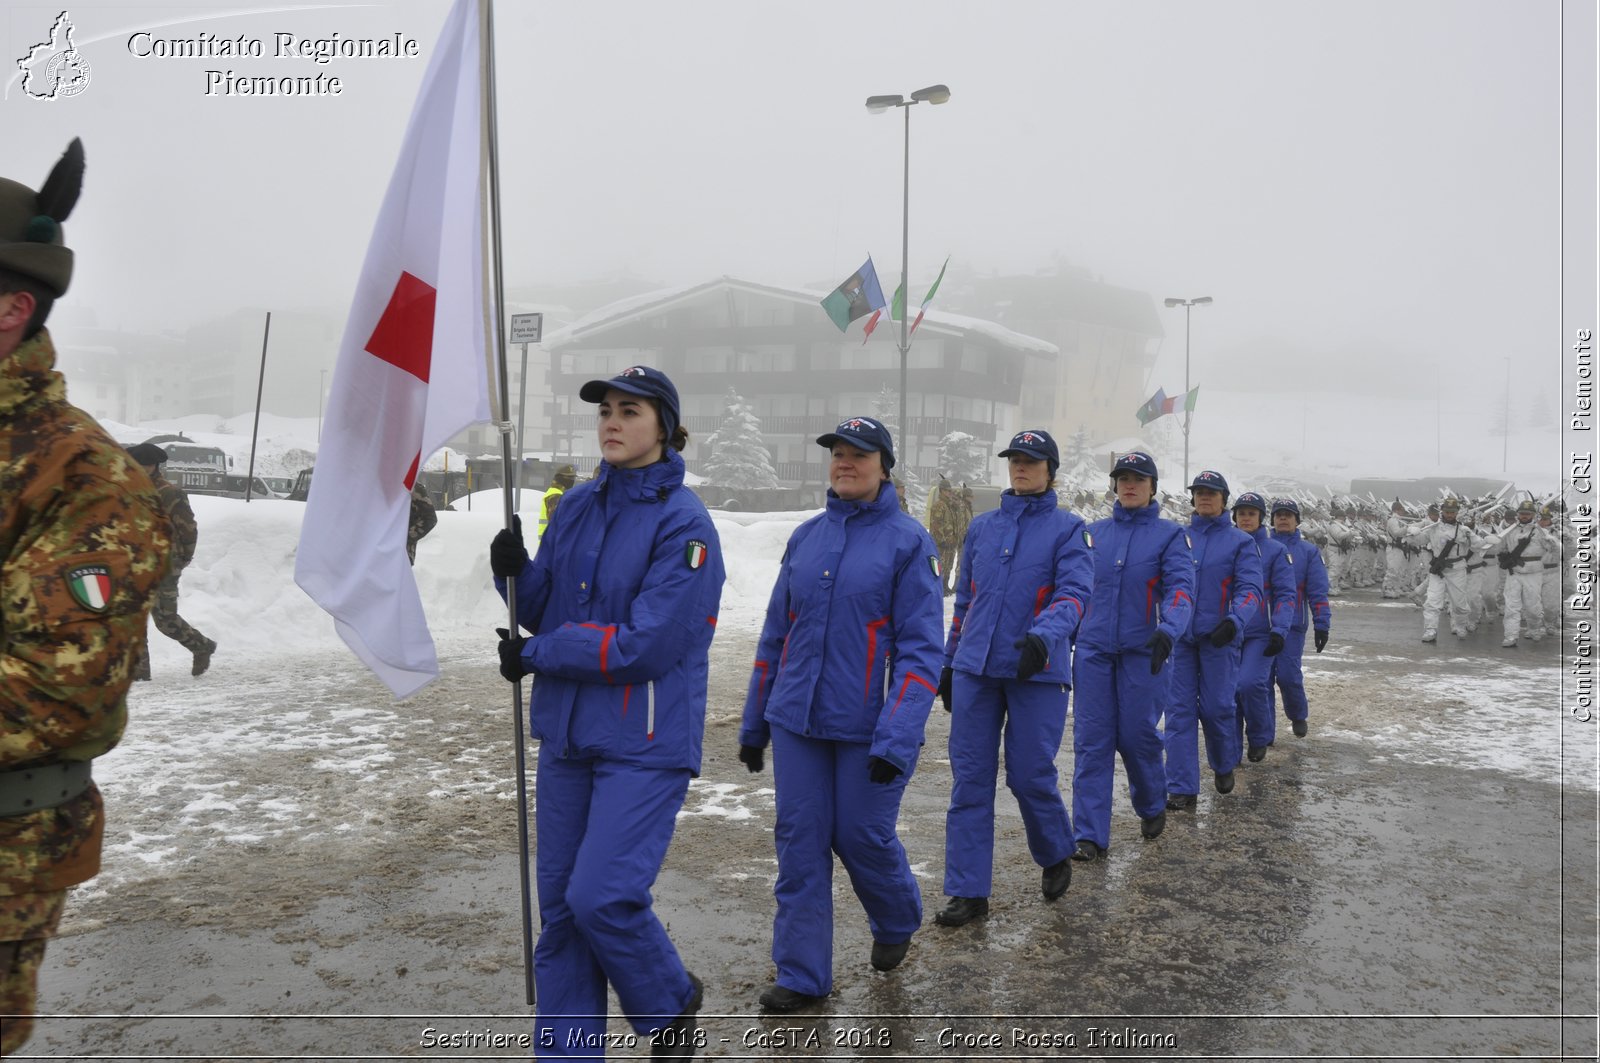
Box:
[929,486,968,548]
[0,330,172,897]
[152,473,198,569]
[408,488,437,546]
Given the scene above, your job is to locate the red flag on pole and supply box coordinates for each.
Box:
[295,0,491,698]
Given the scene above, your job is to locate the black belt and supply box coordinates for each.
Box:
[0,761,92,817]
[1467,561,1486,571]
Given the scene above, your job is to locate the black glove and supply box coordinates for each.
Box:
[1208,618,1237,648]
[938,666,953,713]
[1144,630,1172,675]
[1264,632,1286,657]
[1314,629,1329,653]
[496,627,529,682]
[490,515,529,579]
[1013,633,1049,680]
[868,756,902,784]
[737,744,764,773]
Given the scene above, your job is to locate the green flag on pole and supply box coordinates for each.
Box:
[889,281,906,322]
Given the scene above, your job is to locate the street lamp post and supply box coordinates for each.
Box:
[866,84,950,472]
[1162,295,1212,484]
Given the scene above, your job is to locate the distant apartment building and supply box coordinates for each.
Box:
[529,276,1059,486]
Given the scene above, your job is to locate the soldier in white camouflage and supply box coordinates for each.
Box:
[127,443,216,678]
[1,140,173,1056]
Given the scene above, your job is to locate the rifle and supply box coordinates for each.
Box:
[1428,534,1458,577]
[1498,528,1536,571]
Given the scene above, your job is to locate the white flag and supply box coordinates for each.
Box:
[295,0,492,699]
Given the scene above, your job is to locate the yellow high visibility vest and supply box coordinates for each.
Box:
[537,485,565,538]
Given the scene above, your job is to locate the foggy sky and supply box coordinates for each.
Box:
[4,1,1571,443]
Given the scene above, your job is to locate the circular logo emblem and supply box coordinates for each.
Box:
[45,49,92,98]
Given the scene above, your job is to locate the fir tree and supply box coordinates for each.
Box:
[938,431,988,485]
[702,388,780,490]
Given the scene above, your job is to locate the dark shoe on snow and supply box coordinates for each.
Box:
[934,896,989,927]
[1247,745,1268,763]
[759,983,822,1013]
[191,638,217,677]
[1165,793,1198,811]
[1041,859,1072,901]
[1291,719,1308,738]
[1141,811,1167,839]
[1214,770,1236,794]
[1070,840,1106,862]
[651,972,703,1058]
[870,939,910,971]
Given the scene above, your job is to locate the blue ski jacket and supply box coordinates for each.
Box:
[496,448,725,774]
[1078,501,1196,654]
[1270,527,1332,633]
[1180,511,1263,646]
[739,480,944,775]
[1242,524,1298,639]
[944,489,1092,684]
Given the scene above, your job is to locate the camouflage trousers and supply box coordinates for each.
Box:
[0,889,65,1056]
[133,571,211,677]
[936,542,958,596]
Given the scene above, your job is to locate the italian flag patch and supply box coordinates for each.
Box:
[686,540,708,570]
[66,564,112,612]
[1083,529,1094,548]
[928,554,941,578]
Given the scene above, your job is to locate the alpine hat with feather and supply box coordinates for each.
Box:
[0,138,85,297]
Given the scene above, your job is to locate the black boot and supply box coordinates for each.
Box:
[1215,770,1236,794]
[191,637,217,677]
[1291,719,1308,737]
[1247,744,1268,762]
[759,983,822,1013]
[870,939,910,971]
[651,972,703,1058]
[1041,859,1072,901]
[1166,793,1198,811]
[1141,811,1167,839]
[934,896,989,926]
[1070,839,1105,862]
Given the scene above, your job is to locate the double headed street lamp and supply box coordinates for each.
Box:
[866,83,951,468]
[1162,295,1212,485]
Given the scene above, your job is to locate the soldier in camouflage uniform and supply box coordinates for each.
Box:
[929,474,966,596]
[127,444,216,678]
[406,482,437,565]
[1,140,173,1056]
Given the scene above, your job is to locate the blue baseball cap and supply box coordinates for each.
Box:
[817,415,895,469]
[1188,470,1230,498]
[999,429,1059,474]
[579,365,681,442]
[1270,497,1301,519]
[1111,450,1158,480]
[1232,491,1268,514]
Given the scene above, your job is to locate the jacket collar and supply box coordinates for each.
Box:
[1113,500,1161,524]
[826,479,898,522]
[1189,510,1231,532]
[0,329,64,421]
[1246,524,1271,544]
[1000,488,1058,515]
[1273,527,1302,545]
[596,447,686,502]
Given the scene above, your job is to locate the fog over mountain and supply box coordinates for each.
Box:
[5,0,1575,483]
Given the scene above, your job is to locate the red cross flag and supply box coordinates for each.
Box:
[295,0,492,698]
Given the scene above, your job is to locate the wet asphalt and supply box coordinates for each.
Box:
[24,588,1599,1061]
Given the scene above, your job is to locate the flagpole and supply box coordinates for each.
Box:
[244,311,270,502]
[479,0,538,1009]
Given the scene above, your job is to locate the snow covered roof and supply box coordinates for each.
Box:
[541,275,1058,356]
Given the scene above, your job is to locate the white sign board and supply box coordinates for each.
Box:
[509,312,544,344]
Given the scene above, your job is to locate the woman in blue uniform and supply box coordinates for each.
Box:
[1268,498,1332,737]
[1069,452,1194,861]
[933,429,1093,927]
[491,365,725,1059]
[1229,491,1297,761]
[1163,470,1262,808]
[737,416,944,1012]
